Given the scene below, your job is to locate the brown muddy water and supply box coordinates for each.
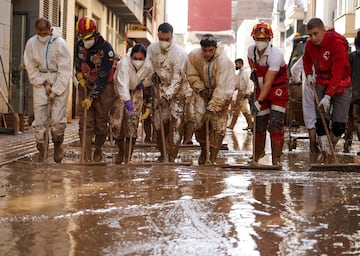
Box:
[1,127,360,255]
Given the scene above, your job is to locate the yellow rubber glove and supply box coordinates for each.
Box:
[141,107,151,121]
[76,72,84,81]
[76,73,86,88]
[81,97,93,110]
[79,79,86,88]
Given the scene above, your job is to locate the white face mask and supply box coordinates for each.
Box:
[83,38,95,49]
[255,41,268,51]
[159,40,171,50]
[37,35,50,44]
[132,60,144,70]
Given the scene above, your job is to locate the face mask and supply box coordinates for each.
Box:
[37,35,50,44]
[83,38,95,49]
[159,41,171,50]
[132,60,144,70]
[255,41,268,51]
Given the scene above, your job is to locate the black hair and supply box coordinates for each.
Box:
[235,58,244,65]
[130,43,147,58]
[355,30,360,49]
[35,17,51,29]
[200,34,218,48]
[158,23,173,34]
[306,18,325,31]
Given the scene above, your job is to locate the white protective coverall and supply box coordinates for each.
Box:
[187,45,235,163]
[146,40,189,161]
[290,57,316,129]
[24,28,71,145]
[112,55,153,138]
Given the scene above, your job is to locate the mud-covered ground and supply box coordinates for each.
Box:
[1,120,360,255]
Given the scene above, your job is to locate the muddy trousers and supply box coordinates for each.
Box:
[254,110,285,165]
[115,138,135,164]
[155,121,180,162]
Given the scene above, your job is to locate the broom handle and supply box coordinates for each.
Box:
[312,86,338,163]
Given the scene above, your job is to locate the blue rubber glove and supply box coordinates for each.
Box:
[125,100,134,114]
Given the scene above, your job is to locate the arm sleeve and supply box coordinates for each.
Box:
[302,43,313,76]
[116,59,131,102]
[326,42,349,96]
[290,57,303,83]
[187,52,206,93]
[52,39,72,95]
[23,39,46,86]
[163,48,188,100]
[208,56,236,112]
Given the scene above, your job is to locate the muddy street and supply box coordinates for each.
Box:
[1,122,360,255]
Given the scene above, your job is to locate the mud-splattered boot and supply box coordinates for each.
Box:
[198,143,206,165]
[115,139,125,164]
[271,141,283,167]
[53,135,64,163]
[93,135,107,162]
[253,134,266,163]
[308,128,320,153]
[37,143,47,162]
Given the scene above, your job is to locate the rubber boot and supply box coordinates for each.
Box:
[144,121,152,143]
[93,135,107,162]
[308,128,320,153]
[37,143,47,162]
[183,122,194,144]
[330,132,340,147]
[253,133,266,163]
[198,143,206,165]
[115,139,125,164]
[228,115,238,129]
[124,137,135,164]
[155,130,164,162]
[271,140,283,166]
[209,133,224,164]
[243,112,253,131]
[53,135,64,163]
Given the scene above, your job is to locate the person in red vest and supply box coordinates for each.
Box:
[248,21,289,166]
[74,16,115,162]
[302,17,351,159]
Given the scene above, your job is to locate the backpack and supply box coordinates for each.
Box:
[327,28,349,53]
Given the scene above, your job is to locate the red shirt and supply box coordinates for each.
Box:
[302,31,351,96]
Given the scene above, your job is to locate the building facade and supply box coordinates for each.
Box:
[0,0,165,122]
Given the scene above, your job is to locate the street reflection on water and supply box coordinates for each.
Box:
[1,161,360,255]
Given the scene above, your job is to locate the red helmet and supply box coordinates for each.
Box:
[251,22,273,39]
[76,16,97,40]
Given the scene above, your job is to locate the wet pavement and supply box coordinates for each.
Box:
[1,118,360,255]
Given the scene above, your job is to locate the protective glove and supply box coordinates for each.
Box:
[306,74,315,88]
[141,107,151,121]
[250,69,257,84]
[250,100,262,113]
[159,97,169,109]
[48,92,56,103]
[125,100,135,115]
[76,72,86,88]
[135,83,144,90]
[318,94,331,113]
[199,89,210,100]
[81,97,93,110]
[43,81,52,96]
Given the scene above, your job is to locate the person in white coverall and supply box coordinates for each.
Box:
[187,34,235,164]
[290,56,319,153]
[146,22,189,162]
[24,18,71,163]
[112,43,153,163]
[228,58,254,131]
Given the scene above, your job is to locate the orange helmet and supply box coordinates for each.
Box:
[76,16,97,40]
[251,22,273,39]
